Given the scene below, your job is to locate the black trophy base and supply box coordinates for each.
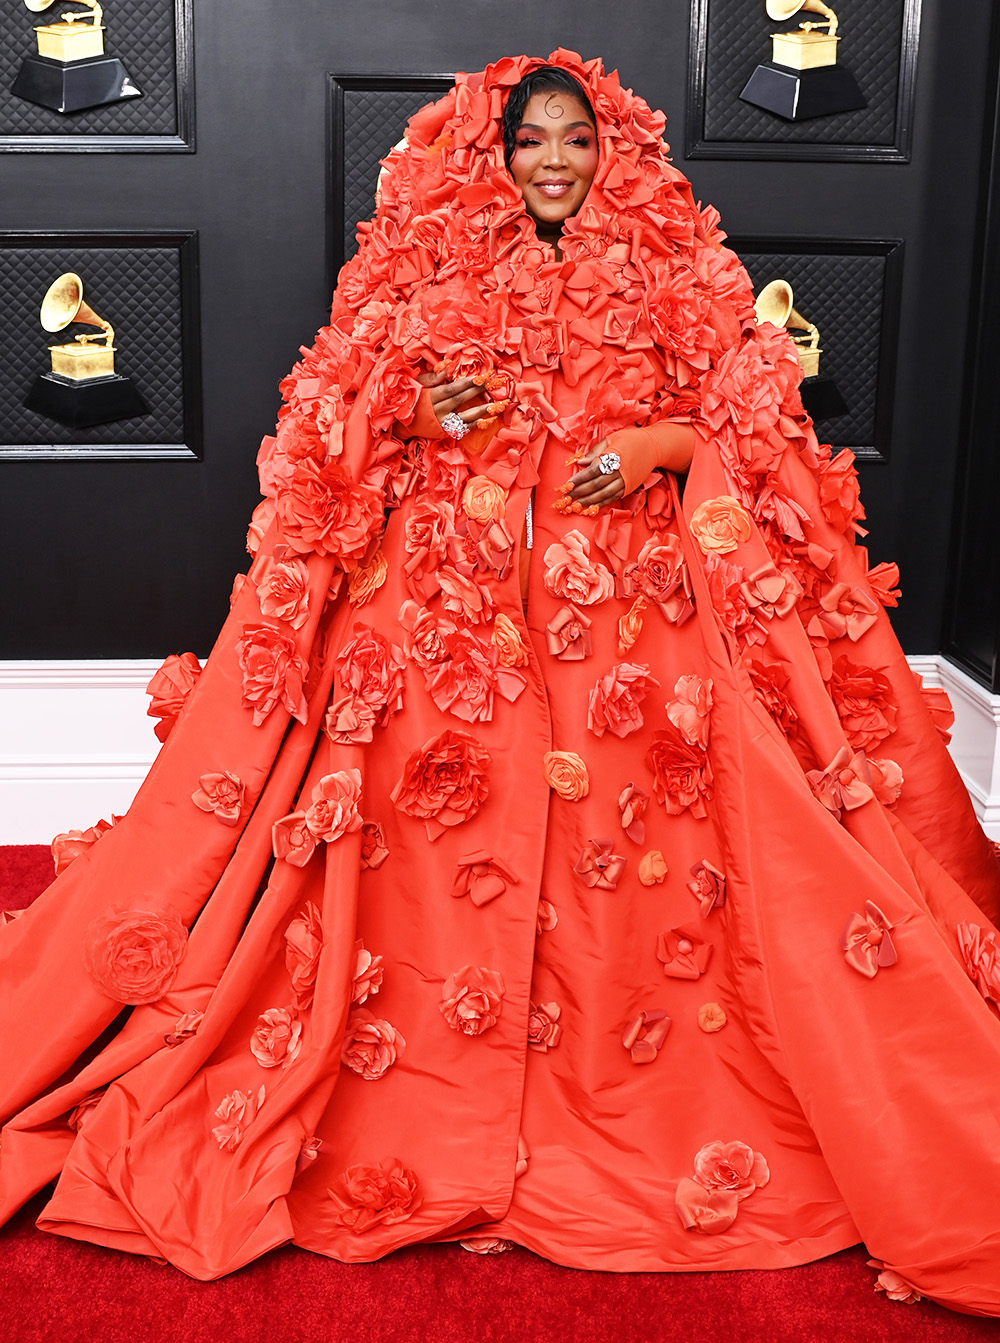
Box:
[25,372,149,428]
[800,376,849,421]
[12,54,142,113]
[740,62,866,121]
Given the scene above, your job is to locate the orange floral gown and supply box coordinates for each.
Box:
[3,51,1000,1315]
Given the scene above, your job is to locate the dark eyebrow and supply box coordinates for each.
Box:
[517,121,595,132]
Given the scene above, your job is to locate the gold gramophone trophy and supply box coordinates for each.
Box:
[754,279,847,420]
[740,0,866,120]
[12,0,141,114]
[24,273,148,428]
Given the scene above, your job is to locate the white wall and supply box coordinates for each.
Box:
[1,656,999,845]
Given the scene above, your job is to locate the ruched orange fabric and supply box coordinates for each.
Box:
[2,51,1000,1316]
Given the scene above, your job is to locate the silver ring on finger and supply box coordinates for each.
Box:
[598,451,622,475]
[442,412,470,440]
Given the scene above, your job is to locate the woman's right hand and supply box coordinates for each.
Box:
[417,367,504,433]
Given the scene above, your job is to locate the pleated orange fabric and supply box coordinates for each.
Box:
[3,51,1000,1315]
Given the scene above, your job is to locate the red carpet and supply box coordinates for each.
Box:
[1,845,995,1343]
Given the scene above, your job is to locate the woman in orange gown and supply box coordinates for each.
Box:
[3,50,1000,1314]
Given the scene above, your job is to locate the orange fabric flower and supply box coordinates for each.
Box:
[328,1160,420,1233]
[391,730,491,841]
[304,770,364,843]
[360,820,389,870]
[807,747,875,820]
[657,925,713,980]
[276,458,384,563]
[492,613,529,667]
[251,1006,302,1068]
[236,623,308,727]
[957,922,1000,1006]
[462,475,507,522]
[868,1261,921,1304]
[829,658,897,752]
[868,757,903,807]
[164,1009,204,1048]
[542,530,615,606]
[545,603,594,660]
[689,496,752,555]
[689,860,726,916]
[348,549,388,606]
[284,901,323,1009]
[191,771,245,826]
[84,908,187,1005]
[618,782,649,843]
[698,1002,727,1033]
[51,816,117,876]
[841,900,897,978]
[452,851,519,906]
[667,674,713,749]
[351,939,384,1005]
[639,851,668,886]
[622,1008,671,1064]
[272,812,318,868]
[537,900,558,932]
[575,838,627,891]
[212,1085,265,1153]
[543,751,590,801]
[341,1010,405,1079]
[588,663,660,739]
[146,651,202,743]
[624,536,692,624]
[257,555,311,629]
[618,595,647,656]
[647,727,713,818]
[527,1001,562,1051]
[440,965,505,1035]
[325,626,406,744]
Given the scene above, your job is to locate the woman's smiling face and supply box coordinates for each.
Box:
[508,90,599,238]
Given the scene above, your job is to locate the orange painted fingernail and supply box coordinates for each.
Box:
[586,505,599,516]
[478,416,496,429]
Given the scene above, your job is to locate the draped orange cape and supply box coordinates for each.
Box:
[3,50,1000,1315]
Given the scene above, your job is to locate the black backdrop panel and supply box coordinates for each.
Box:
[732,238,903,459]
[328,74,454,285]
[688,0,919,159]
[0,233,200,458]
[0,0,193,149]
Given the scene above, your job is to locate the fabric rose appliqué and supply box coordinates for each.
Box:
[85,907,188,1005]
[575,838,627,891]
[689,860,726,916]
[213,1085,265,1153]
[542,530,615,606]
[452,851,519,906]
[689,497,753,556]
[588,663,660,739]
[285,901,323,1010]
[51,815,119,876]
[527,1001,562,1052]
[957,922,1000,1007]
[440,965,505,1036]
[305,769,364,843]
[667,675,713,749]
[676,1140,770,1235]
[868,1260,922,1304]
[841,901,897,978]
[657,925,713,980]
[191,771,245,826]
[543,750,590,801]
[391,730,491,841]
[646,726,714,818]
[622,1008,671,1064]
[146,651,202,743]
[341,1010,405,1080]
[236,623,308,727]
[352,939,384,1005]
[328,1159,421,1233]
[251,1006,303,1068]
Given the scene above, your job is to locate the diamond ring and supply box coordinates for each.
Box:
[441,412,470,440]
[598,451,622,475]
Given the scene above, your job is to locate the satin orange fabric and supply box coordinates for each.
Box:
[2,52,1000,1317]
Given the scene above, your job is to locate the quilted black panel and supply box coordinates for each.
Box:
[0,243,187,448]
[0,0,179,138]
[700,0,904,145]
[734,245,890,452]
[342,85,450,259]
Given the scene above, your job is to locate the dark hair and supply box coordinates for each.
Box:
[501,67,596,163]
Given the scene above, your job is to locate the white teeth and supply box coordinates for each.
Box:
[536,183,571,197]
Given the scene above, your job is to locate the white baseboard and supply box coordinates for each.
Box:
[1,655,1000,845]
[0,661,160,845]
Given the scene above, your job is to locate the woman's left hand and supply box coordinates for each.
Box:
[557,440,625,514]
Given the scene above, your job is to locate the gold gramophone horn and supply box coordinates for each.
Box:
[40,272,115,346]
[765,0,838,37]
[24,0,59,11]
[754,278,820,349]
